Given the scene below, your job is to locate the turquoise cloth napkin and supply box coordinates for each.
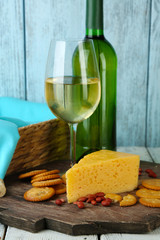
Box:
[0,119,20,179]
[0,97,54,123]
[0,97,56,179]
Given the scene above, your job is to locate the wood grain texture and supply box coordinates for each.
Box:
[147,0,160,147]
[104,0,150,146]
[117,146,153,162]
[0,0,25,98]
[0,0,160,147]
[101,146,160,240]
[101,227,160,240]
[1,0,159,147]
[148,147,160,163]
[2,147,160,240]
[1,160,160,235]
[4,226,160,240]
[25,0,85,102]
[5,227,98,240]
[0,224,6,240]
[24,0,151,145]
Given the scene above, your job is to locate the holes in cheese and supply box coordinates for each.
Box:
[66,150,140,203]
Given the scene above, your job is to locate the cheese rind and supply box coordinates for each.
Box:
[66,150,140,203]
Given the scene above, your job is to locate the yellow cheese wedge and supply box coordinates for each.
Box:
[66,150,140,203]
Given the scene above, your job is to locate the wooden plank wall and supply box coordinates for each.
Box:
[147,0,160,147]
[0,0,25,98]
[0,0,159,147]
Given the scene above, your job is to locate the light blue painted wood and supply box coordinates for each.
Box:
[25,0,85,102]
[5,226,98,240]
[0,0,25,99]
[25,0,151,146]
[0,0,160,147]
[147,0,160,147]
[117,146,152,162]
[0,223,6,240]
[148,147,160,163]
[101,227,160,240]
[104,0,151,146]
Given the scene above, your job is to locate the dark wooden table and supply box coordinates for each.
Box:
[0,147,160,240]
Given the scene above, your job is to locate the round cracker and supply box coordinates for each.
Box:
[18,170,47,179]
[31,174,60,183]
[120,194,137,207]
[142,179,160,190]
[32,178,62,187]
[24,187,55,202]
[32,169,60,180]
[105,193,122,203]
[54,183,66,195]
[138,184,146,189]
[136,188,160,198]
[139,198,160,208]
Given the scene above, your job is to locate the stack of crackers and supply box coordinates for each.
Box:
[19,169,160,208]
[136,179,160,207]
[18,169,66,202]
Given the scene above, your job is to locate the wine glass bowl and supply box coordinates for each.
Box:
[45,39,101,166]
[45,76,100,124]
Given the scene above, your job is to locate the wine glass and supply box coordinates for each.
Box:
[45,39,101,166]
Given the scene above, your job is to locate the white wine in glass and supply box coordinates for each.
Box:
[45,40,101,166]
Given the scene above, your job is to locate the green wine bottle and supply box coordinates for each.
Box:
[74,0,117,161]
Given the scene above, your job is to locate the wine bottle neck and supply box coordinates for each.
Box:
[86,0,104,38]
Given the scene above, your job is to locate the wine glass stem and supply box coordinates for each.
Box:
[68,123,78,167]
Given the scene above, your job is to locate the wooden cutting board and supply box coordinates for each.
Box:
[0,160,160,236]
